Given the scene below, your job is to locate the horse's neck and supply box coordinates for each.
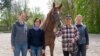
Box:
[41,18,55,32]
[46,19,55,31]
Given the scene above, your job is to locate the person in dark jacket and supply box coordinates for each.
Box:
[11,11,28,56]
[75,15,89,56]
[28,18,45,56]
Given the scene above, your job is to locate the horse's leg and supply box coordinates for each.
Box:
[49,43,54,56]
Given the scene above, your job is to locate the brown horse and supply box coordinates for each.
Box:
[41,2,62,56]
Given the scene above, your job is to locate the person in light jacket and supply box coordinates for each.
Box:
[56,15,79,56]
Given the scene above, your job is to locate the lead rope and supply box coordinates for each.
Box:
[56,19,64,42]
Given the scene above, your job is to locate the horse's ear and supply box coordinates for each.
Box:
[53,2,55,8]
[58,3,62,9]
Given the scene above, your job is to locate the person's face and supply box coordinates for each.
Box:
[19,12,26,21]
[65,18,72,25]
[34,19,41,27]
[76,16,83,24]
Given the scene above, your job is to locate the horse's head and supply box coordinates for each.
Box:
[50,2,62,28]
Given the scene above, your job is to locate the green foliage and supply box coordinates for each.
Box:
[74,0,100,33]
[0,0,44,30]
[27,7,44,28]
[51,0,100,33]
[61,0,75,23]
[0,0,13,30]
[0,0,100,33]
[52,0,76,23]
[0,0,12,10]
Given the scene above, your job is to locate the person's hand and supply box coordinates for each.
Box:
[53,28,58,36]
[53,28,57,33]
[71,38,75,44]
[42,49,45,54]
[12,46,15,51]
[86,45,89,49]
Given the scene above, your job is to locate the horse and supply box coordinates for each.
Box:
[41,2,62,56]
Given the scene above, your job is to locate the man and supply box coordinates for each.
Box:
[75,15,89,56]
[11,11,28,56]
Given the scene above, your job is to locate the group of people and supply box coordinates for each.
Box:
[55,15,89,56]
[11,11,89,56]
[11,12,45,56]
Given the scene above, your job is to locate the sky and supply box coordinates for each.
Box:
[27,0,50,17]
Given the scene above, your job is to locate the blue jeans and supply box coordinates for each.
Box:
[30,46,43,56]
[14,44,27,56]
[77,44,86,56]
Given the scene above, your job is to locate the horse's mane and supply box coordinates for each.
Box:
[40,9,53,30]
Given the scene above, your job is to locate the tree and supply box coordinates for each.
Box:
[51,0,100,33]
[0,0,30,30]
[74,0,100,33]
[27,7,44,28]
[50,0,76,23]
[0,0,12,30]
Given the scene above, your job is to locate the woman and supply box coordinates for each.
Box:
[56,15,79,56]
[28,18,45,56]
[11,11,28,56]
[75,15,89,56]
